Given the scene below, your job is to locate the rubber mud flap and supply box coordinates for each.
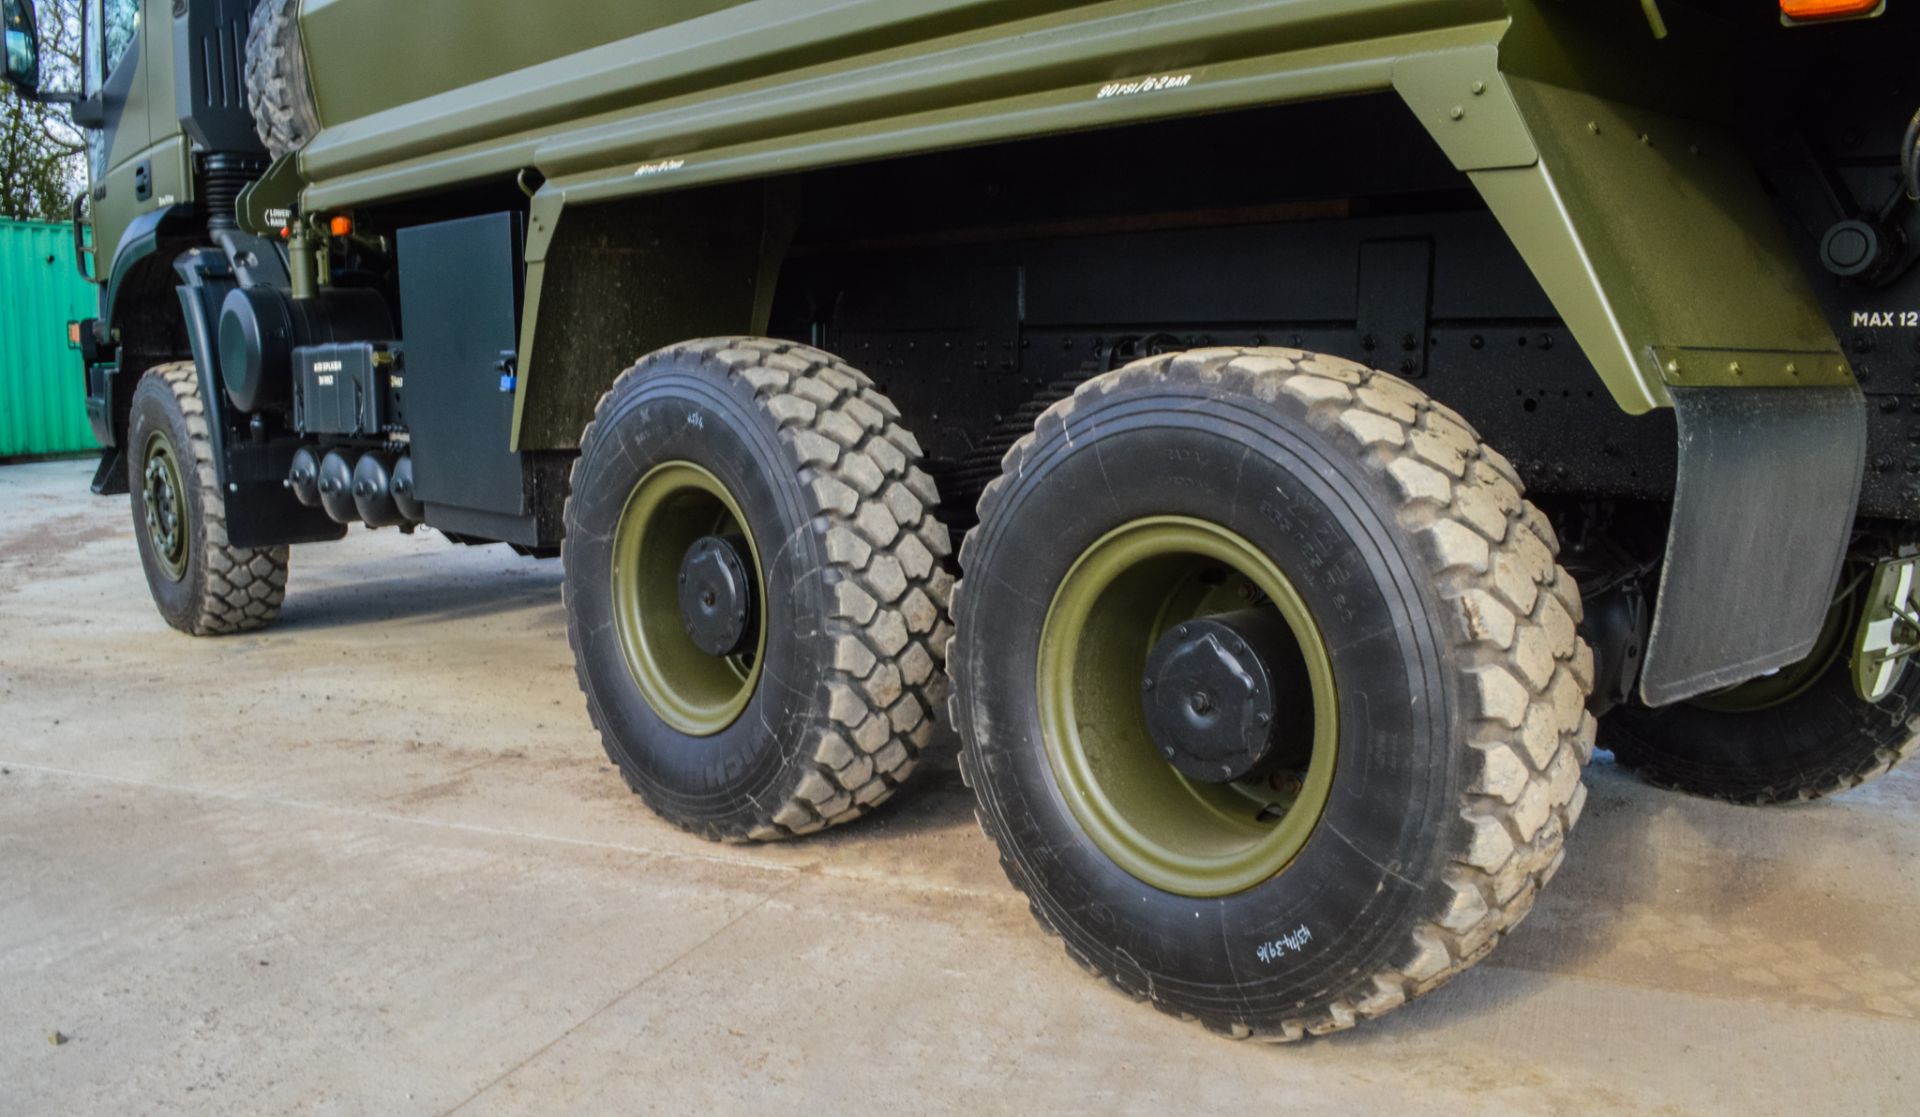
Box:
[1639,385,1866,707]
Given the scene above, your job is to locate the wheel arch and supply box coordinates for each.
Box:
[95,208,201,452]
[1395,40,1849,416]
[510,179,795,452]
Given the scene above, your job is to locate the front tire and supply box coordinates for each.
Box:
[127,363,290,636]
[563,339,953,842]
[950,348,1594,1039]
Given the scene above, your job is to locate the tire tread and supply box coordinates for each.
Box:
[244,0,321,160]
[563,339,952,842]
[1611,674,1920,805]
[950,346,1592,1040]
[137,362,289,636]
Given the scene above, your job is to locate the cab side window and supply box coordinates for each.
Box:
[102,0,135,74]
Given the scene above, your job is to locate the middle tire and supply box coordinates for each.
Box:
[951,347,1595,1039]
[564,339,953,841]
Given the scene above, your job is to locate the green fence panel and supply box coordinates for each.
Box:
[0,218,100,458]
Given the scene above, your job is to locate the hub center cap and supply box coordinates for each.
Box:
[677,534,757,658]
[141,434,189,581]
[1141,608,1313,783]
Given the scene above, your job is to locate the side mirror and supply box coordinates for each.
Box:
[3,0,41,95]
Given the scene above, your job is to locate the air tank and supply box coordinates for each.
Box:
[286,446,323,507]
[390,456,425,524]
[351,451,407,528]
[317,449,358,524]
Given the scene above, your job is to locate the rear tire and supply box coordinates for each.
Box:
[950,347,1594,1039]
[1609,595,1920,803]
[128,363,289,636]
[563,339,953,841]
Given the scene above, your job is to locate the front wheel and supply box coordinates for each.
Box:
[127,362,289,635]
[950,348,1594,1040]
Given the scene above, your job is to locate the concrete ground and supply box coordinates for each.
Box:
[0,457,1915,1117]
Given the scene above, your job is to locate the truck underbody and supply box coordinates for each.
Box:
[10,0,1919,1042]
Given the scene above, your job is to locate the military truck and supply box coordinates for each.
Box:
[5,0,1917,1039]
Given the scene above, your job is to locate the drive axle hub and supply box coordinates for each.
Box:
[1141,608,1313,784]
[141,434,189,581]
[678,534,757,658]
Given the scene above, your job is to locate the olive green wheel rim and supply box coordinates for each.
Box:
[1690,579,1859,714]
[141,431,189,582]
[1037,516,1339,898]
[610,462,767,737]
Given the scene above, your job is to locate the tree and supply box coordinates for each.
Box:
[1,0,85,222]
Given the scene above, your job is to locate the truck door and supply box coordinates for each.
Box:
[83,0,186,273]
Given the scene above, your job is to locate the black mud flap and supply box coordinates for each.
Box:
[173,247,345,549]
[1639,386,1866,707]
[90,448,128,496]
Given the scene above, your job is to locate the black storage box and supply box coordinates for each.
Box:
[293,341,405,436]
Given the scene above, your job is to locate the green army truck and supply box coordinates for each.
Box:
[6,0,1919,1039]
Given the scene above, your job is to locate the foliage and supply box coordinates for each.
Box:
[1,0,85,222]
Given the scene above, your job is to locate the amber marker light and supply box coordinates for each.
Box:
[1781,0,1885,20]
[329,215,354,237]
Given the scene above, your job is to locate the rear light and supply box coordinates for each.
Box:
[1781,0,1884,20]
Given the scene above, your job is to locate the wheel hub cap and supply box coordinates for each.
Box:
[1037,516,1339,898]
[141,433,188,582]
[1141,609,1312,784]
[678,534,757,658]
[609,461,767,737]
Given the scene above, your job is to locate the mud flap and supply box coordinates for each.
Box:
[1639,386,1866,706]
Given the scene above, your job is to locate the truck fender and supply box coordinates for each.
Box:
[171,245,345,549]
[1396,47,1865,703]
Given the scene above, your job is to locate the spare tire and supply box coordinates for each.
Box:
[245,0,321,160]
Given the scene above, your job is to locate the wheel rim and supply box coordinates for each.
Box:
[610,462,767,736]
[141,431,189,582]
[1037,516,1338,898]
[1690,579,1859,714]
